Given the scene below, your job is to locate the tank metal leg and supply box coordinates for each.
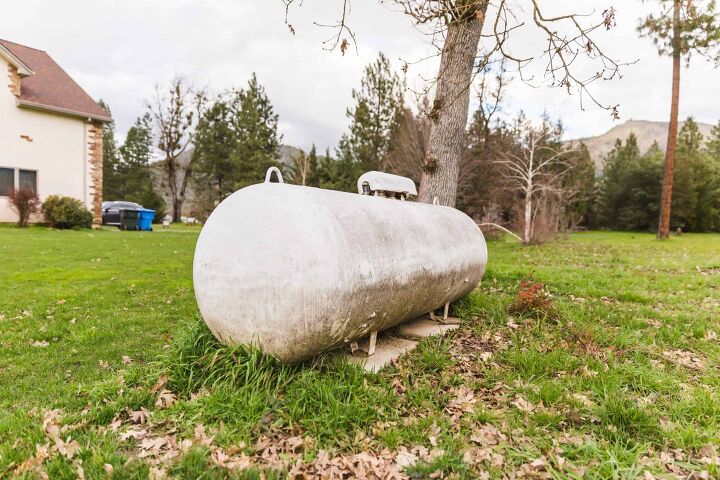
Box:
[429,302,451,324]
[368,331,377,356]
[349,331,378,357]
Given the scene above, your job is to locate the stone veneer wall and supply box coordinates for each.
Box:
[87,121,104,226]
[7,63,21,97]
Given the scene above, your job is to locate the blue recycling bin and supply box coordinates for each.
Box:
[138,209,155,231]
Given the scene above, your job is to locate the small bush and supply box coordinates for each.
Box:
[8,188,40,227]
[508,280,556,318]
[41,195,62,222]
[42,195,93,229]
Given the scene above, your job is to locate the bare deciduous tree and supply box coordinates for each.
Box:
[496,118,573,244]
[288,149,312,186]
[282,0,625,207]
[384,97,432,183]
[148,78,207,221]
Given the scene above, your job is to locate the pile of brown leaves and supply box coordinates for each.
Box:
[12,410,83,479]
[662,349,706,371]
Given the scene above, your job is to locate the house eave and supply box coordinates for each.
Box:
[17,99,112,123]
[0,44,33,76]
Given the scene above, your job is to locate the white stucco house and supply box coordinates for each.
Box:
[0,39,111,225]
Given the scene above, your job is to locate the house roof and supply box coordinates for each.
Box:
[0,39,111,122]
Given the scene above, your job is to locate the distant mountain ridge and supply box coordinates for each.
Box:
[279,145,303,167]
[568,120,715,174]
[150,145,308,217]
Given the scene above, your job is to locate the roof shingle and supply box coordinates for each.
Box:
[0,39,111,122]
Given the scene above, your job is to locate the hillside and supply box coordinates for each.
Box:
[150,145,305,218]
[568,120,714,174]
[279,144,303,167]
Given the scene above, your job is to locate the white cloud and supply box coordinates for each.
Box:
[1,0,717,151]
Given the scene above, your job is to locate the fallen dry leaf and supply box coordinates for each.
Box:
[149,466,167,480]
[120,428,148,441]
[151,374,169,394]
[193,424,215,446]
[154,389,177,409]
[395,448,418,468]
[445,385,477,420]
[74,460,85,479]
[512,396,535,413]
[56,437,80,460]
[129,408,150,425]
[470,424,506,446]
[210,448,252,470]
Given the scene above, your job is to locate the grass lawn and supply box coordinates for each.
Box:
[1,227,719,479]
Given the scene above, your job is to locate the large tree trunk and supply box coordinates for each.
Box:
[418,5,486,206]
[173,199,182,223]
[165,155,191,222]
[657,0,681,240]
[523,186,532,244]
[165,157,181,222]
[176,161,194,221]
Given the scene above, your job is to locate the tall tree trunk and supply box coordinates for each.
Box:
[164,156,182,222]
[523,134,536,244]
[524,186,532,244]
[657,0,681,240]
[173,199,182,223]
[418,4,487,206]
[177,161,193,221]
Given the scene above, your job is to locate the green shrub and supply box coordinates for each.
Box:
[41,195,62,222]
[42,195,93,229]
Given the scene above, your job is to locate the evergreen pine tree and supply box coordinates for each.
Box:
[315,148,346,191]
[118,114,166,219]
[99,100,121,200]
[561,143,596,229]
[193,99,238,201]
[229,74,281,190]
[335,53,404,191]
[671,118,703,229]
[307,144,319,187]
[192,74,281,215]
[675,118,720,231]
[596,134,665,231]
[707,121,720,160]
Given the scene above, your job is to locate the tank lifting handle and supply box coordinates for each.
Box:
[265,167,284,184]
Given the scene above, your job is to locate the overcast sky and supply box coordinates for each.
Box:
[1,0,718,151]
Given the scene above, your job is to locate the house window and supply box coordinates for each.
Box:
[0,168,14,197]
[19,170,37,193]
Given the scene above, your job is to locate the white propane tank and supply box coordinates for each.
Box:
[193,169,488,363]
